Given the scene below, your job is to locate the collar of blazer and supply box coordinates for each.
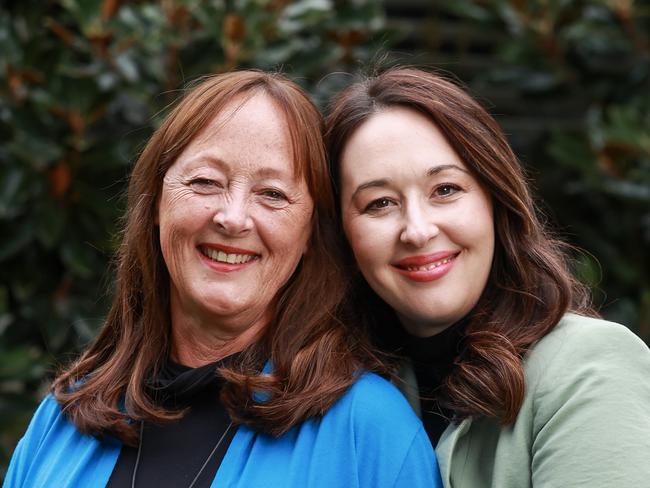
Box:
[396,358,473,487]
[436,417,473,487]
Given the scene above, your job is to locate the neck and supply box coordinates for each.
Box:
[169,296,269,368]
[171,318,266,367]
[398,313,455,338]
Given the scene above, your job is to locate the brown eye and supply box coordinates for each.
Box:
[262,189,287,201]
[189,178,222,192]
[364,197,395,213]
[193,179,215,185]
[433,184,461,198]
[260,188,290,209]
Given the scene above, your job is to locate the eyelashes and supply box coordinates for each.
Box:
[364,197,396,213]
[261,189,288,201]
[259,188,291,209]
[362,183,463,214]
[186,178,290,207]
[432,183,461,197]
[188,178,223,191]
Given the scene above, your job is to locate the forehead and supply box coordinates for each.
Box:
[176,92,299,179]
[199,93,288,153]
[340,106,466,181]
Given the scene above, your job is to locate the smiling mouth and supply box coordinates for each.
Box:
[199,246,259,265]
[393,252,460,272]
[400,255,456,271]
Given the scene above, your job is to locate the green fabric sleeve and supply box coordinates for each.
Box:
[530,317,650,487]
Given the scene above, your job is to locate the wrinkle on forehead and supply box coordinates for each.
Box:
[185,91,302,179]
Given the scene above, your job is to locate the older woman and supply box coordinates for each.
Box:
[326,67,650,487]
[5,71,441,487]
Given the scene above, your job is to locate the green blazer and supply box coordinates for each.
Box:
[405,314,650,487]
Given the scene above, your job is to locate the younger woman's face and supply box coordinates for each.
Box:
[339,107,495,337]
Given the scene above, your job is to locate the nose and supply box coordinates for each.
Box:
[212,194,254,236]
[399,200,439,248]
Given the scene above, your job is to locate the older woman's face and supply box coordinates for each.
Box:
[157,93,313,334]
[339,107,494,337]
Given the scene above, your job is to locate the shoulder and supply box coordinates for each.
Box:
[514,319,650,486]
[541,313,645,348]
[324,372,440,487]
[526,313,650,375]
[224,373,440,487]
[329,372,431,457]
[20,394,64,445]
[5,393,122,488]
[524,314,650,423]
[337,372,423,431]
[4,394,65,486]
[324,371,427,447]
[10,393,79,459]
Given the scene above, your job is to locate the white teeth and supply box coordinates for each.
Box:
[406,256,453,271]
[201,247,255,264]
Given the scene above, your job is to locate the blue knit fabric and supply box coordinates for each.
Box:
[4,372,442,487]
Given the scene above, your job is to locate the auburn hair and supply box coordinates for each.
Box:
[325,67,594,423]
[53,70,383,445]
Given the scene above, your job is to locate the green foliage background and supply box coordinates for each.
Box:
[1,0,648,477]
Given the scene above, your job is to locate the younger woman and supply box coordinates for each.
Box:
[326,67,650,487]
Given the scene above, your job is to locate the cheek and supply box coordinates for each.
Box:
[159,226,191,288]
[474,201,495,255]
[159,210,192,245]
[261,210,312,257]
[453,193,494,245]
[461,200,495,270]
[161,191,210,230]
[343,217,366,255]
[158,203,203,265]
[344,219,390,270]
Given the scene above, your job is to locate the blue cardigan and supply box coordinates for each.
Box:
[4,372,442,487]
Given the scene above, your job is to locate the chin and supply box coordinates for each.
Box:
[401,306,461,331]
[206,301,248,317]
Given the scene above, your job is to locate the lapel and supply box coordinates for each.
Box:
[396,360,422,417]
[395,359,474,487]
[435,417,473,488]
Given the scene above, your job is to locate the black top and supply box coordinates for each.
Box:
[107,356,238,488]
[404,320,467,446]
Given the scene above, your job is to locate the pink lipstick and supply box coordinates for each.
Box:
[391,251,459,282]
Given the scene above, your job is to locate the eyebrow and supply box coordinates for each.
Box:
[426,164,469,177]
[184,155,228,172]
[351,164,469,199]
[255,166,293,180]
[351,178,390,199]
[186,155,293,180]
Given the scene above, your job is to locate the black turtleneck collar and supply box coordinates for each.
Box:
[404,317,468,376]
[146,354,239,407]
[107,353,241,488]
[403,317,469,446]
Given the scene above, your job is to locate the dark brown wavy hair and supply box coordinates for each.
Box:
[325,67,594,424]
[53,70,383,445]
